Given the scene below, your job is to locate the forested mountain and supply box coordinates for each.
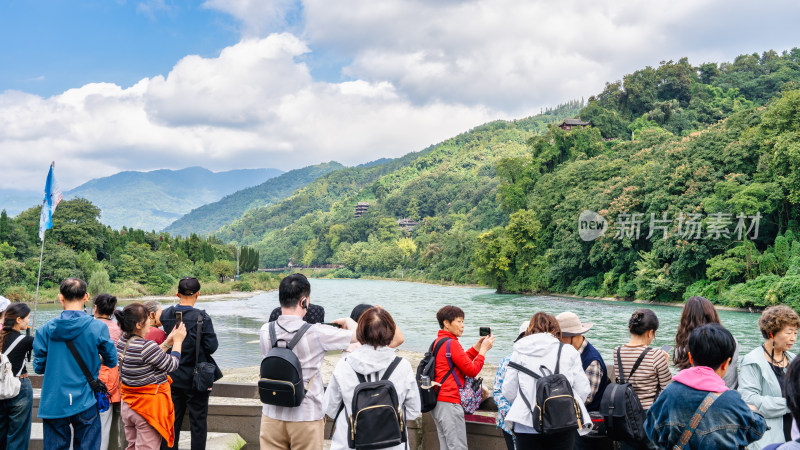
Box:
[217,48,800,309]
[164,162,343,237]
[214,101,584,282]
[480,50,800,308]
[67,166,282,231]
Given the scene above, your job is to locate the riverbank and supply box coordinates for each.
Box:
[307,275,754,313]
[119,289,268,303]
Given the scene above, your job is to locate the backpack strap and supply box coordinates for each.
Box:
[194,314,203,368]
[3,335,26,377]
[286,323,312,351]
[269,321,278,348]
[628,347,651,380]
[673,391,721,450]
[444,340,462,389]
[617,346,651,383]
[554,342,563,374]
[353,356,402,384]
[431,337,457,389]
[329,400,346,439]
[381,357,402,381]
[507,361,539,417]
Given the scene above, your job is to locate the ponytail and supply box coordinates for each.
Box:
[0,303,31,347]
[115,303,148,338]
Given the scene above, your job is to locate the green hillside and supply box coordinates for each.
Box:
[164,162,343,237]
[478,49,800,307]
[67,166,282,231]
[218,48,800,309]
[214,101,584,283]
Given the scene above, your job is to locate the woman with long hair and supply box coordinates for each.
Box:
[0,303,34,450]
[115,303,186,449]
[674,296,738,388]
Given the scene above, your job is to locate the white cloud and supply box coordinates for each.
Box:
[0,33,494,191]
[2,0,800,193]
[202,0,297,36]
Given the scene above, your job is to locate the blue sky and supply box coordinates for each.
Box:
[0,1,239,96]
[1,0,799,193]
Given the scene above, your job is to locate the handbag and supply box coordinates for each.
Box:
[0,336,26,400]
[460,376,484,413]
[192,314,219,392]
[65,340,110,413]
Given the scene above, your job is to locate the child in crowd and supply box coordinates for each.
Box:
[646,323,766,449]
[116,303,186,450]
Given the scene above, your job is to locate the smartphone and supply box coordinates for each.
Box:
[660,344,673,353]
[322,322,342,328]
[479,327,491,337]
[175,311,183,327]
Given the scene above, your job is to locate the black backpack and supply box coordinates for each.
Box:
[416,338,455,413]
[598,347,651,443]
[258,322,312,407]
[343,357,406,449]
[508,343,582,434]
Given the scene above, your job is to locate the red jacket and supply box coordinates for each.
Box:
[433,330,485,404]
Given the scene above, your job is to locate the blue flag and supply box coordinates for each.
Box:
[38,162,63,241]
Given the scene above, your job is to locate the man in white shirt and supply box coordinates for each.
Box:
[258,273,356,449]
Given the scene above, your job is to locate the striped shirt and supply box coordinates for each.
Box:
[117,335,180,387]
[613,344,672,409]
[259,315,353,422]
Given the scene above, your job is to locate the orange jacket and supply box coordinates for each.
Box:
[99,365,121,403]
[121,379,175,447]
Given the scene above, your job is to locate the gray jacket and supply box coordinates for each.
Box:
[739,346,796,450]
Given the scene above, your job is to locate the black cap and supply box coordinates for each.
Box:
[350,304,373,323]
[178,277,201,296]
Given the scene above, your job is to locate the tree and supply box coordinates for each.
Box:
[0,210,9,243]
[211,259,235,282]
[49,198,105,255]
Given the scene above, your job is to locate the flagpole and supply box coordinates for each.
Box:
[32,161,60,330]
[32,220,46,329]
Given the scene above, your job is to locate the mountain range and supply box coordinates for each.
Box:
[0,167,284,231]
[163,162,344,237]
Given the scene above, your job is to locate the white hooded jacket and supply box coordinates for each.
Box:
[323,346,421,450]
[501,332,593,435]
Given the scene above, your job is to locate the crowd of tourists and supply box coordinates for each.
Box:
[0,275,799,449]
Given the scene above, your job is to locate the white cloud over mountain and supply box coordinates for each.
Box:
[2,0,799,191]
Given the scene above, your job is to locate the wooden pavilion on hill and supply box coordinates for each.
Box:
[558,118,590,130]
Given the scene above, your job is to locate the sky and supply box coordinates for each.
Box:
[1,0,799,192]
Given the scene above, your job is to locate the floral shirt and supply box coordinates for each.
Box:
[493,355,513,433]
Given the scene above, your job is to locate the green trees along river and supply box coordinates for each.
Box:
[5,49,800,310]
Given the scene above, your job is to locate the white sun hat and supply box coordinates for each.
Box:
[556,311,594,336]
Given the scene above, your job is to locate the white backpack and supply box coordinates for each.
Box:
[0,335,26,400]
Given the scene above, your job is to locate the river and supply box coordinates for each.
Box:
[29,278,765,369]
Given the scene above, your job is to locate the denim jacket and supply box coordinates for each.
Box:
[646,380,766,449]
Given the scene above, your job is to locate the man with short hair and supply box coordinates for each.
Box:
[33,278,118,450]
[160,277,222,450]
[258,273,357,449]
[645,323,766,448]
